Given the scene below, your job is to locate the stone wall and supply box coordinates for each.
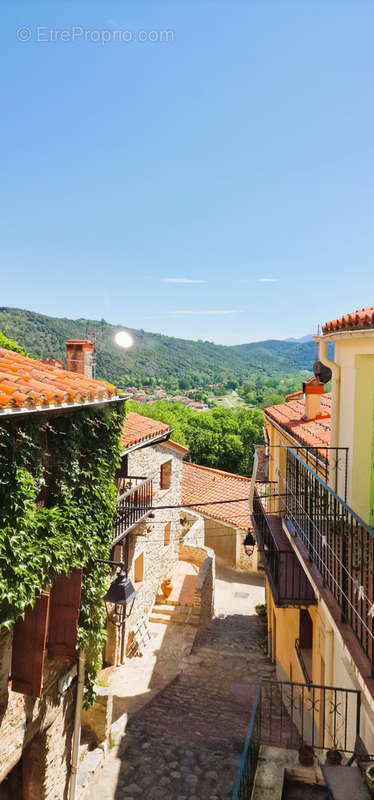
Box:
[203,516,260,572]
[204,517,237,566]
[179,511,205,547]
[106,441,186,665]
[81,687,113,747]
[0,642,76,798]
[179,542,215,631]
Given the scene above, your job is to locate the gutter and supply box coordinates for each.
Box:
[69,650,85,800]
[315,335,341,491]
[0,395,125,422]
[122,429,173,456]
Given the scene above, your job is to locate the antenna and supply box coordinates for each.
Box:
[86,323,98,379]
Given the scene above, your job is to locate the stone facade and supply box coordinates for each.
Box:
[0,632,76,799]
[105,440,186,666]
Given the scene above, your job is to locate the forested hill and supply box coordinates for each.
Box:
[0,307,314,387]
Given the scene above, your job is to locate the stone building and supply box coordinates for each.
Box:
[0,345,123,800]
[105,412,194,664]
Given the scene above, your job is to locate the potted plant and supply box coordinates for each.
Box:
[326,747,342,766]
[366,764,374,796]
[298,744,315,766]
[161,577,173,598]
[255,603,267,618]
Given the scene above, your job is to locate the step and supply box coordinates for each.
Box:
[156,595,194,607]
[153,604,194,615]
[150,610,200,626]
[149,613,172,624]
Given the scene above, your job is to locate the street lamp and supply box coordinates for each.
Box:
[242,529,256,557]
[101,561,137,626]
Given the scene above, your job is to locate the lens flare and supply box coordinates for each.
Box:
[114,331,133,349]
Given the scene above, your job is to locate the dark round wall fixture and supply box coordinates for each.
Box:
[313,360,332,384]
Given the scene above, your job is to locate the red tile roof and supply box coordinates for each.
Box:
[182,461,258,530]
[264,393,331,454]
[122,411,172,450]
[322,306,374,334]
[0,347,118,414]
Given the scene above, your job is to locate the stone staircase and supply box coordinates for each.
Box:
[150,597,200,626]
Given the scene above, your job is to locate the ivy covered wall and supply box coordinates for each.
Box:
[0,401,125,702]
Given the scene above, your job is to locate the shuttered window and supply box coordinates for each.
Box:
[48,568,83,658]
[11,592,50,697]
[160,460,172,490]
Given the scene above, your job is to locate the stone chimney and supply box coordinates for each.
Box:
[65,340,94,378]
[303,378,323,420]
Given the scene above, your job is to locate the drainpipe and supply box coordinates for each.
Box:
[315,336,341,493]
[69,650,85,800]
[248,452,258,514]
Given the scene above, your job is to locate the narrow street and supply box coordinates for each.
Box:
[83,565,275,800]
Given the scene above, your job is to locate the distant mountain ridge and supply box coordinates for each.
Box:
[0,307,314,387]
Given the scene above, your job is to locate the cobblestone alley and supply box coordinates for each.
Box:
[83,565,275,800]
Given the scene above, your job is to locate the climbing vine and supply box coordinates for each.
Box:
[0,402,125,704]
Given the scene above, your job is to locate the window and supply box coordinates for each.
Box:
[296,609,313,684]
[299,609,313,649]
[115,455,128,494]
[160,460,172,490]
[134,552,144,585]
[164,522,171,547]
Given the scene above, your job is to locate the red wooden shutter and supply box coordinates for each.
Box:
[11,592,50,697]
[48,568,82,658]
[160,460,172,489]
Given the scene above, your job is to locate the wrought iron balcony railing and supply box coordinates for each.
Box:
[232,679,261,800]
[113,476,153,543]
[233,677,362,799]
[252,489,316,606]
[284,447,374,673]
[287,445,349,500]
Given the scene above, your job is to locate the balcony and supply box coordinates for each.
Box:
[284,447,374,674]
[113,476,153,543]
[233,677,362,800]
[252,489,316,607]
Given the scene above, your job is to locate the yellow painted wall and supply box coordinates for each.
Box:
[352,355,374,523]
[331,335,374,516]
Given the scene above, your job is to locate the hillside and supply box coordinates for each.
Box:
[0,307,314,388]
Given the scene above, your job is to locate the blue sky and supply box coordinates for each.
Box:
[1,1,374,344]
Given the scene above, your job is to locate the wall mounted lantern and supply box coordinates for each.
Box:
[243,530,256,557]
[100,560,137,626]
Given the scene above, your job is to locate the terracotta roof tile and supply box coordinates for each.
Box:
[182,461,258,530]
[322,306,374,334]
[0,347,118,414]
[122,412,172,450]
[264,393,331,455]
